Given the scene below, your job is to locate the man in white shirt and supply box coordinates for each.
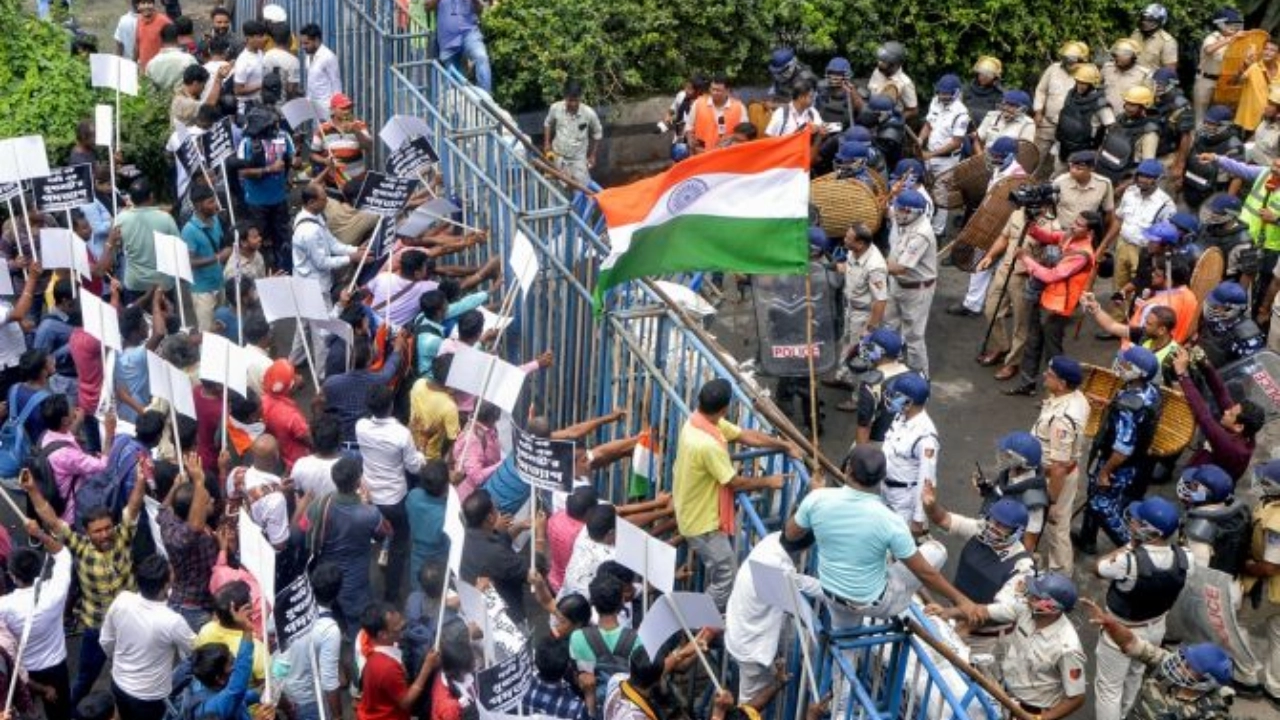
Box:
[282,563,344,720]
[301,23,343,109]
[1097,159,1173,322]
[725,531,822,707]
[291,413,344,500]
[290,184,360,372]
[558,504,617,601]
[919,74,970,240]
[263,24,302,103]
[233,20,269,115]
[765,82,826,137]
[0,523,74,719]
[114,4,138,60]
[357,385,426,600]
[100,554,196,720]
[229,434,291,549]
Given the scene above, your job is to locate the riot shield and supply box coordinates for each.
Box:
[751,265,840,377]
[1220,350,1280,420]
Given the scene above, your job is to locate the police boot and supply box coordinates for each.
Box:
[1071,510,1099,555]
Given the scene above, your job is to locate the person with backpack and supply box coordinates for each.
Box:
[524,636,590,720]
[36,394,117,525]
[571,573,642,717]
[33,278,79,407]
[22,458,149,714]
[179,600,262,720]
[77,410,167,530]
[8,350,54,447]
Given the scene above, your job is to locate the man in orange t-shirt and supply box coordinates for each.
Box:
[134,0,173,71]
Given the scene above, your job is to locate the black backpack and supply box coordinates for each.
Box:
[583,626,639,709]
[27,441,71,519]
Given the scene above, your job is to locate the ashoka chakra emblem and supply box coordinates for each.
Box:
[666,178,710,215]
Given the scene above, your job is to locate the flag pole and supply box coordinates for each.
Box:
[804,273,819,468]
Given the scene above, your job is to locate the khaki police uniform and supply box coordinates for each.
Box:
[985,601,1088,714]
[884,214,937,375]
[1102,62,1153,116]
[869,67,918,115]
[1031,388,1089,574]
[1051,169,1115,230]
[545,100,603,185]
[1032,63,1076,166]
[1130,29,1178,71]
[835,244,889,382]
[1195,31,1231,123]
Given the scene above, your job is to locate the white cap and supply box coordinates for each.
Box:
[262,4,287,22]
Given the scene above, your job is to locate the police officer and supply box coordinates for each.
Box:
[1103,38,1154,116]
[1180,105,1244,209]
[920,74,970,240]
[1153,68,1195,179]
[861,94,906,168]
[929,573,1087,720]
[831,141,877,186]
[841,328,908,440]
[1196,9,1244,124]
[830,223,888,391]
[1177,464,1251,576]
[1032,355,1090,575]
[880,372,937,531]
[816,57,854,129]
[974,90,1036,153]
[1033,41,1090,173]
[1097,85,1160,183]
[1242,460,1280,702]
[976,431,1049,551]
[884,190,937,375]
[842,125,887,177]
[766,47,817,106]
[1091,496,1191,720]
[1198,281,1266,367]
[1247,86,1280,166]
[1055,63,1114,169]
[1075,346,1162,553]
[1131,3,1179,72]
[963,56,1004,129]
[1199,194,1258,286]
[861,41,918,123]
[921,489,1034,657]
[1100,158,1175,322]
[1084,599,1233,719]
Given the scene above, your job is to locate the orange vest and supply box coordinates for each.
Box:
[1129,285,1199,343]
[691,97,745,152]
[1039,237,1095,316]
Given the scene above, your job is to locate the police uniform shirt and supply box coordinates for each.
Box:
[1115,184,1175,245]
[887,217,937,284]
[882,411,939,525]
[869,68,918,112]
[1033,390,1090,465]
[545,101,604,160]
[976,111,1036,146]
[765,102,823,137]
[1098,543,1196,593]
[1052,171,1116,229]
[924,98,970,156]
[985,604,1088,708]
[1033,63,1076,123]
[1199,32,1229,78]
[843,244,889,313]
[1130,29,1179,70]
[1102,62,1154,115]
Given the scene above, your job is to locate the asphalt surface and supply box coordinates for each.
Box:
[708,257,1280,719]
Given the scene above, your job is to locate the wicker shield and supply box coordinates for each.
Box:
[811,173,883,237]
[1080,365,1195,458]
[944,154,993,210]
[1214,31,1271,106]
[948,175,1031,272]
[1016,140,1041,178]
[1187,246,1225,338]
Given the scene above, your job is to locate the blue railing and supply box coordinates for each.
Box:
[229,1,1006,715]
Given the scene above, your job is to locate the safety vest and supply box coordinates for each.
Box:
[1246,500,1280,605]
[1038,237,1094,316]
[1241,170,1280,251]
[690,97,745,153]
[1130,286,1199,343]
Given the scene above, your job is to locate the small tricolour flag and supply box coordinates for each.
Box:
[628,429,657,499]
[592,133,811,312]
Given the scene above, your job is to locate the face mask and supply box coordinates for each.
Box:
[994,449,1024,472]
[1176,477,1208,504]
[886,393,909,415]
[1027,593,1061,616]
[978,520,1020,548]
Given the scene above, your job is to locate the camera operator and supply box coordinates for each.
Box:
[1006,208,1102,396]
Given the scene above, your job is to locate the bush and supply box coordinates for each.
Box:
[485,0,1220,112]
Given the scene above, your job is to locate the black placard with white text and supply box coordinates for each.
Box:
[353,172,417,217]
[514,427,575,492]
[31,164,93,212]
[201,117,236,168]
[385,136,439,178]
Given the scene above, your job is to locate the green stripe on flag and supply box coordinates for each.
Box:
[593,215,809,311]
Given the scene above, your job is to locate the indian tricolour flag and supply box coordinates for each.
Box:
[592,133,811,311]
[628,429,657,499]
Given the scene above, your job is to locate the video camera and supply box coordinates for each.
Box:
[1009,183,1060,210]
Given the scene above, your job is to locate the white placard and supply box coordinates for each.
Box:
[95,105,114,148]
[456,579,495,662]
[238,508,277,600]
[256,277,330,324]
[750,560,817,640]
[96,350,118,419]
[280,98,319,130]
[199,333,249,397]
[145,350,197,420]
[153,232,194,283]
[445,484,465,575]
[637,592,724,661]
[0,136,51,183]
[80,292,121,351]
[378,114,432,152]
[89,53,139,96]
[292,277,330,321]
[508,232,538,301]
[448,307,513,340]
[0,261,13,296]
[417,197,461,220]
[395,207,441,238]
[39,228,91,280]
[444,344,527,414]
[614,517,676,596]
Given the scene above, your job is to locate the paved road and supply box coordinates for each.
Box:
[711,260,1280,719]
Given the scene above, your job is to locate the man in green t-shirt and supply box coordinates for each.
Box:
[672,379,799,610]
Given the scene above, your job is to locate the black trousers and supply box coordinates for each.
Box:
[376,498,410,602]
[29,661,70,720]
[1019,306,1070,384]
[111,681,167,720]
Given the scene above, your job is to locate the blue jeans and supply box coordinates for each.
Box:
[170,603,211,634]
[292,701,321,720]
[71,626,107,715]
[439,28,492,92]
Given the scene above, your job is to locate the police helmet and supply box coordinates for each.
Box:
[891,158,926,183]
[825,57,852,77]
[1125,496,1181,541]
[996,431,1042,470]
[1111,38,1142,58]
[868,94,896,114]
[769,47,797,72]
[1070,63,1103,87]
[1001,90,1032,110]
[1058,41,1090,64]
[892,189,929,226]
[934,74,962,98]
[980,499,1029,548]
[1161,643,1232,691]
[1113,345,1159,382]
[864,327,904,359]
[1203,193,1242,226]
[885,371,930,411]
[835,140,872,164]
[1135,159,1164,178]
[876,41,907,67]
[1122,85,1156,108]
[973,56,1003,78]
[1025,572,1078,614]
[1169,212,1200,235]
[1176,464,1234,505]
[1140,4,1169,27]
[1203,281,1249,325]
[1253,460,1280,495]
[1151,67,1179,91]
[1142,221,1181,245]
[670,142,690,163]
[1213,8,1243,28]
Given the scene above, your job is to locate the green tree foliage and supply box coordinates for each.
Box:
[0,0,171,197]
[485,0,1219,111]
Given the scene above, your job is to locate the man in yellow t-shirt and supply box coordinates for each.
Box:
[196,582,269,684]
[673,379,799,610]
[409,355,460,460]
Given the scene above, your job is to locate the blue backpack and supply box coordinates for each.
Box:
[74,435,144,528]
[0,386,49,478]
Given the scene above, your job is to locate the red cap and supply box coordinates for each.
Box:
[330,92,354,111]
